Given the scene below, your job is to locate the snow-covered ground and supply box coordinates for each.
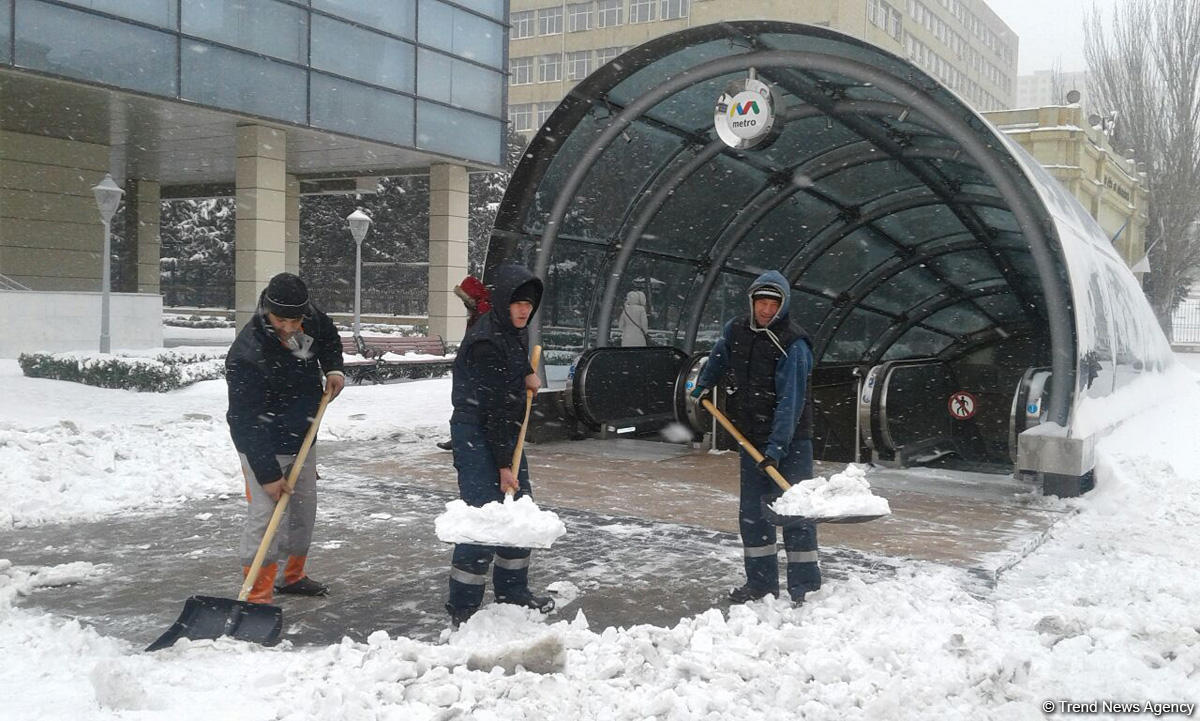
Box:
[2,349,1199,720]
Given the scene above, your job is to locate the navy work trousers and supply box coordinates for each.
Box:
[446,421,535,611]
[738,438,821,598]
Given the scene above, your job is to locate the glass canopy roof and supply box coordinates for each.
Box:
[487,21,1171,430]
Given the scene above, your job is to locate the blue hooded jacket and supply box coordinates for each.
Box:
[696,270,813,460]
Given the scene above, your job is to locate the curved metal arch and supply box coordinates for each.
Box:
[529,49,1074,426]
[864,281,1012,363]
[811,235,987,359]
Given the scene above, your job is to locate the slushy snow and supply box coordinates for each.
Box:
[770,463,892,519]
[435,495,567,548]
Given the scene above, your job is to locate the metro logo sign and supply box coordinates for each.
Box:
[731,100,760,116]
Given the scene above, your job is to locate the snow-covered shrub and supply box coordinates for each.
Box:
[17,350,226,392]
[163,313,235,328]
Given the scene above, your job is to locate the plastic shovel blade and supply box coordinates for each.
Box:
[761,498,888,527]
[145,595,283,651]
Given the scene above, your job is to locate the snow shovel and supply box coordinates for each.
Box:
[435,345,565,549]
[145,390,332,652]
[700,398,885,527]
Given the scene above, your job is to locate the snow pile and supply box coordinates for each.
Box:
[770,463,891,519]
[435,495,567,548]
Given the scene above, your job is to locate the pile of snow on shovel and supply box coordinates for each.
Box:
[770,463,891,519]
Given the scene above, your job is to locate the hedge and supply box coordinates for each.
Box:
[18,349,226,392]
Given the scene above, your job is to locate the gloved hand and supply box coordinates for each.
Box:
[757,455,778,473]
[690,384,709,400]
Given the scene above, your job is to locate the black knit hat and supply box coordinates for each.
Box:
[262,272,310,318]
[509,280,540,305]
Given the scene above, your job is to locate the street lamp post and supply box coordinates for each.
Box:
[347,209,372,336]
[92,174,125,354]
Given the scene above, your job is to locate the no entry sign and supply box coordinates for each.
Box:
[948,391,977,420]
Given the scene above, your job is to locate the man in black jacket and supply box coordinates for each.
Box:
[226,272,344,604]
[445,264,554,626]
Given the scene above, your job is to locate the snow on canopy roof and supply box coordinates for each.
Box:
[488,20,1171,431]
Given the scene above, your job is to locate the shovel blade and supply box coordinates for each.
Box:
[761,498,887,527]
[145,595,283,652]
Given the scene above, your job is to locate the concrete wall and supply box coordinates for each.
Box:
[0,290,162,358]
[0,129,111,291]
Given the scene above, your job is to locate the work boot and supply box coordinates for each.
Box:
[728,583,777,604]
[495,590,555,614]
[446,603,478,628]
[243,562,278,605]
[275,576,329,596]
[436,440,453,451]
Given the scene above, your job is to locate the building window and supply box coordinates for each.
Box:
[511,10,535,39]
[888,6,902,40]
[538,6,563,35]
[595,46,622,66]
[661,0,689,20]
[509,56,533,85]
[596,0,622,27]
[565,50,591,80]
[567,2,592,32]
[538,53,562,82]
[537,102,556,126]
[509,103,533,132]
[629,0,655,23]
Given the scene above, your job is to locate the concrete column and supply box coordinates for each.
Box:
[234,125,287,329]
[428,163,469,342]
[126,179,161,295]
[285,174,300,274]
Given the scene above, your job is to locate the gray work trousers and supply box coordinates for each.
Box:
[237,450,318,568]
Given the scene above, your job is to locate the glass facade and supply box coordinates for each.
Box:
[4,0,506,166]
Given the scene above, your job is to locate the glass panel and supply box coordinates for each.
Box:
[643,153,764,257]
[418,0,503,68]
[16,2,177,95]
[871,204,967,248]
[824,306,891,361]
[881,326,954,360]
[313,15,414,92]
[971,293,1024,326]
[452,0,505,21]
[758,117,864,175]
[417,49,502,116]
[182,42,305,122]
[312,0,415,40]
[54,0,176,27]
[692,271,752,350]
[182,0,306,64]
[560,119,686,241]
[974,205,1021,233]
[925,249,1003,288]
[868,266,944,314]
[416,101,501,165]
[1,3,11,64]
[818,159,922,207]
[786,286,833,339]
[735,192,843,272]
[542,239,608,350]
[802,231,896,294]
[606,40,740,106]
[923,303,992,335]
[311,74,414,146]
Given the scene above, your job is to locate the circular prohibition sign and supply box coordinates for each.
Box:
[947,390,978,420]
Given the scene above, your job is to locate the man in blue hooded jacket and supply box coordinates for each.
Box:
[692,270,820,604]
[445,263,555,626]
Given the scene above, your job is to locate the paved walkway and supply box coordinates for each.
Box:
[6,437,1068,649]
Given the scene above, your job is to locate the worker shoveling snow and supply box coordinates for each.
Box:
[769,463,891,521]
[435,495,567,549]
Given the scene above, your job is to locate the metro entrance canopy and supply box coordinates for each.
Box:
[485,22,1173,495]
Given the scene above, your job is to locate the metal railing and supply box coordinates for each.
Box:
[1171,299,1200,345]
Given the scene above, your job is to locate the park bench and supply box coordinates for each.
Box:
[340,334,453,384]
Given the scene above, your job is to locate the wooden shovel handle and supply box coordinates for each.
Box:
[701,397,792,492]
[238,390,333,602]
[510,345,542,475]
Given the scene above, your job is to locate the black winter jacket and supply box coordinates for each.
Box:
[450,264,543,468]
[226,307,343,484]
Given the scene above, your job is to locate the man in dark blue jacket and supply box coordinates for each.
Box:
[226,272,344,604]
[692,270,820,605]
[445,263,554,626]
